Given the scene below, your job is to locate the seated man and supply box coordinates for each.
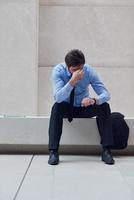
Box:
[48,49,114,165]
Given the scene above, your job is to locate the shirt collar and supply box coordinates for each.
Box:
[63,63,71,76]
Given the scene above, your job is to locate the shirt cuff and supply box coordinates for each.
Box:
[66,82,74,92]
[96,98,102,105]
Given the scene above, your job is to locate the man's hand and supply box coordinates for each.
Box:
[69,69,84,86]
[81,97,95,107]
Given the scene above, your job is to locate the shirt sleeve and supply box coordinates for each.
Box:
[90,68,111,105]
[52,68,73,103]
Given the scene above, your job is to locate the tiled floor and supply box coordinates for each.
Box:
[0,155,134,200]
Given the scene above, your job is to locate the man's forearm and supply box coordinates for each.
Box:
[54,82,73,103]
[96,91,111,105]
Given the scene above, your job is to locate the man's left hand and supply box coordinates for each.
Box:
[81,98,95,107]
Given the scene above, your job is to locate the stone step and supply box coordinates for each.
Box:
[0,117,133,153]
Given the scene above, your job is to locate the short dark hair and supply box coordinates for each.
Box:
[65,49,85,68]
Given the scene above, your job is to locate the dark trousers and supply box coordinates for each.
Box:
[48,102,114,150]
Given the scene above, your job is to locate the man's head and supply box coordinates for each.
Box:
[65,49,85,73]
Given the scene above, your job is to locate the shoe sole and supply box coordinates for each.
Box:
[48,160,59,165]
[102,158,115,165]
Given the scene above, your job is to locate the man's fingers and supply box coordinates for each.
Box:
[82,101,91,107]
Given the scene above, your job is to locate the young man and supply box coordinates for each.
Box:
[48,49,114,165]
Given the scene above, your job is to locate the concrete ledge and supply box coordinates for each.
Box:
[0,117,133,153]
[40,0,134,6]
[0,145,134,155]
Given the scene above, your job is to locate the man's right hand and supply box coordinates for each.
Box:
[69,69,84,86]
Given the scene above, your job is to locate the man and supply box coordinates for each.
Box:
[48,49,114,165]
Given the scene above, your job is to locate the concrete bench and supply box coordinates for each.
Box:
[0,116,134,154]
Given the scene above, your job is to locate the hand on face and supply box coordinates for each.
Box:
[69,65,84,86]
[71,69,84,81]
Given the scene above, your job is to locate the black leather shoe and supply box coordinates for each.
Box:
[48,150,59,165]
[102,149,115,165]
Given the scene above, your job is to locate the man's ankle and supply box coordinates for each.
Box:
[49,149,58,153]
[102,146,111,152]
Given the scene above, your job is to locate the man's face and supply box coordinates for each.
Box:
[68,64,84,74]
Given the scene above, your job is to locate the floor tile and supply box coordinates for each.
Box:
[0,155,32,200]
[16,155,134,200]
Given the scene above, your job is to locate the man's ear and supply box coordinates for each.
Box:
[68,66,73,73]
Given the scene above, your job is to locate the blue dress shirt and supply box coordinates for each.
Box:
[52,63,110,106]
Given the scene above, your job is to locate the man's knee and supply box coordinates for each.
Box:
[101,102,110,109]
[99,102,111,116]
[51,102,68,114]
[51,102,62,112]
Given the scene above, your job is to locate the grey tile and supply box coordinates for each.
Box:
[16,155,134,200]
[0,155,32,200]
[39,6,134,68]
[125,177,134,194]
[38,67,134,117]
[115,156,134,177]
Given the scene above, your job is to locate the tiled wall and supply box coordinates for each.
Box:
[38,0,134,116]
[0,0,133,116]
[0,0,38,116]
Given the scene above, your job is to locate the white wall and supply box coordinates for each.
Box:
[0,0,38,116]
[38,0,134,117]
[0,0,133,117]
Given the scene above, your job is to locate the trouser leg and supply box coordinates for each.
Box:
[48,102,68,150]
[73,102,114,147]
[96,103,114,147]
[48,102,114,150]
